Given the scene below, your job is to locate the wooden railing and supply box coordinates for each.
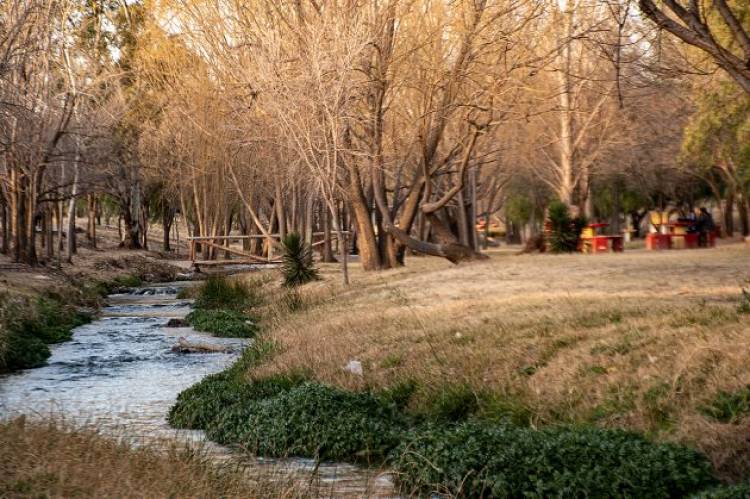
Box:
[188,232,347,269]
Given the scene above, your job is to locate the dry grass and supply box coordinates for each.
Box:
[0,418,308,498]
[247,244,750,478]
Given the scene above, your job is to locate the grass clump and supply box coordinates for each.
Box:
[194,275,261,311]
[392,423,718,498]
[184,309,258,338]
[280,232,319,287]
[112,273,143,289]
[699,386,750,423]
[739,283,750,314]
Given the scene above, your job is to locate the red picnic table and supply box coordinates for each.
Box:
[580,223,624,254]
[646,223,717,250]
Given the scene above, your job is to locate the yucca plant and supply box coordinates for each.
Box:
[280,232,320,287]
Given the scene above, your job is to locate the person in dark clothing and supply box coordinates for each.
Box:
[696,207,715,247]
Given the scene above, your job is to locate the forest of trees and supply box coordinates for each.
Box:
[1,0,749,269]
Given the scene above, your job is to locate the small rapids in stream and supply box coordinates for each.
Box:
[0,283,394,497]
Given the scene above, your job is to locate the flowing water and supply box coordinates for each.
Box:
[0,283,394,497]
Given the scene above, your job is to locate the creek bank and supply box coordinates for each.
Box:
[0,256,182,373]
[169,339,723,497]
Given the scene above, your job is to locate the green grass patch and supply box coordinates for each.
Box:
[699,386,750,423]
[184,309,258,338]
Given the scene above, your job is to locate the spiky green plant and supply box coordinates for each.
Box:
[280,232,319,287]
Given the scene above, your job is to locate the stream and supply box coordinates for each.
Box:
[0,283,394,497]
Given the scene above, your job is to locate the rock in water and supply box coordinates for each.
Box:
[171,337,232,354]
[166,318,187,328]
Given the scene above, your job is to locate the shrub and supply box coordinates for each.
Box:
[391,423,717,498]
[193,275,260,311]
[4,331,50,371]
[547,200,585,253]
[699,386,750,423]
[184,309,258,338]
[280,232,319,287]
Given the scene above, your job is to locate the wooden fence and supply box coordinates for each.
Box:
[188,232,347,269]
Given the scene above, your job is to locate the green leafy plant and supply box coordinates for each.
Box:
[208,383,407,462]
[184,309,258,338]
[391,423,717,498]
[691,482,750,498]
[280,232,319,287]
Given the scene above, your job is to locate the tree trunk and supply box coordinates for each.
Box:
[724,192,735,237]
[739,194,749,237]
[321,202,336,263]
[66,160,79,263]
[1,200,7,255]
[87,194,97,248]
[348,166,380,270]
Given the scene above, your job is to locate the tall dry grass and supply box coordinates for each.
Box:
[248,244,750,478]
[0,418,306,498]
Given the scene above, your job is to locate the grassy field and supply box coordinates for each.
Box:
[246,243,750,479]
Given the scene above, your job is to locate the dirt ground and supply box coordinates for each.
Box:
[248,241,750,478]
[0,222,188,298]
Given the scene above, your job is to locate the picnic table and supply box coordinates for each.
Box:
[580,223,624,254]
[646,216,718,250]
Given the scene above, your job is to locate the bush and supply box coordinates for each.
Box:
[4,331,50,371]
[184,309,258,338]
[280,232,319,287]
[547,200,585,253]
[391,423,717,498]
[193,275,260,311]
